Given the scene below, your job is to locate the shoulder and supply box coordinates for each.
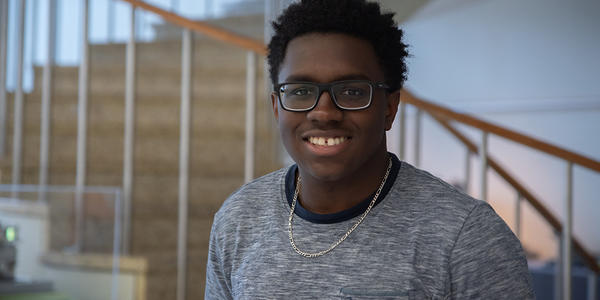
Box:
[387,163,533,297]
[388,162,482,230]
[211,167,289,233]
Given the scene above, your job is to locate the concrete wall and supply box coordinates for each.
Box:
[389,0,600,260]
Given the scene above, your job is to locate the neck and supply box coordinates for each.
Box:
[297,151,390,214]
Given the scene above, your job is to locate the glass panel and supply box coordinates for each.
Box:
[0,185,122,299]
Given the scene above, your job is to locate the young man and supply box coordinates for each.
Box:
[206,0,534,298]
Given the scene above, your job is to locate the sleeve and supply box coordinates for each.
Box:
[205,219,234,300]
[449,202,535,299]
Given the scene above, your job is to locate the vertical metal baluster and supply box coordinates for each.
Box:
[75,0,90,252]
[480,131,488,202]
[111,189,122,300]
[588,271,597,300]
[464,149,470,193]
[11,0,26,197]
[397,100,406,161]
[0,0,9,158]
[555,234,563,300]
[414,108,422,167]
[244,51,256,183]
[39,0,57,202]
[515,192,521,238]
[563,162,573,300]
[31,0,38,65]
[122,3,136,255]
[176,28,192,300]
[108,0,114,43]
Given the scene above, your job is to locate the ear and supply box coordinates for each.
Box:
[384,90,400,131]
[271,91,280,123]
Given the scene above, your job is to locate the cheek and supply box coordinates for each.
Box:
[277,113,300,143]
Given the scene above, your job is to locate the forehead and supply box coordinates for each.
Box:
[278,33,384,83]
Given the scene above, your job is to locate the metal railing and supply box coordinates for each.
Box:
[398,90,599,300]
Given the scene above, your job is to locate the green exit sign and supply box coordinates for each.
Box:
[5,226,16,242]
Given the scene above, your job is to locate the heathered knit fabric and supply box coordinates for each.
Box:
[205,158,534,299]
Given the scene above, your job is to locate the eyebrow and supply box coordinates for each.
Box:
[283,74,372,83]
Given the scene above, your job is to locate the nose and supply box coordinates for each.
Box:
[306,90,343,123]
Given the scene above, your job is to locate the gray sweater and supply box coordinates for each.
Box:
[205,157,534,299]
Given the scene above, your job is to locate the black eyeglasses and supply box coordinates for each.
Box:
[275,80,389,112]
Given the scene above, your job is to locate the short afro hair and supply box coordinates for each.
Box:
[267,0,409,92]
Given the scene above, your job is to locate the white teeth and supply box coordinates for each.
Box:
[308,136,347,146]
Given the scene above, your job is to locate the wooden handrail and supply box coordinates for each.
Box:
[400,90,600,173]
[120,0,267,56]
[432,114,600,274]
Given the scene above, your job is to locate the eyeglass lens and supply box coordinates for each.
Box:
[279,82,372,111]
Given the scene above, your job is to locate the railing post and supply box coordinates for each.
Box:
[414,108,422,167]
[176,28,192,300]
[11,0,26,197]
[110,189,122,300]
[555,234,563,300]
[31,0,39,65]
[398,101,406,161]
[0,0,9,158]
[479,131,488,202]
[122,3,136,255]
[108,0,115,42]
[75,0,90,252]
[563,162,573,300]
[464,149,470,193]
[515,192,521,238]
[588,271,597,300]
[244,51,257,183]
[39,0,57,202]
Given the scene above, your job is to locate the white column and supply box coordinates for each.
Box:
[244,51,256,183]
[11,0,26,196]
[122,4,136,255]
[75,0,90,252]
[176,28,192,300]
[0,0,9,158]
[38,0,57,202]
[563,162,573,300]
[479,131,488,202]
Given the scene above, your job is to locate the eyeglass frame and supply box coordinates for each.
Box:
[274,80,390,112]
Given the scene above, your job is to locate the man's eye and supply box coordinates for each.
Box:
[340,88,365,96]
[290,88,312,96]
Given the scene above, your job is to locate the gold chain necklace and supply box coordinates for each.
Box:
[288,158,392,258]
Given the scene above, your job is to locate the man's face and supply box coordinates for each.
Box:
[272,33,399,182]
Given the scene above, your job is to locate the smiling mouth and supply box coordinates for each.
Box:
[306,136,350,146]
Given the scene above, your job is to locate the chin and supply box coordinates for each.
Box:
[299,160,352,182]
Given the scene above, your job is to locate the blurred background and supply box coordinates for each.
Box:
[0,0,598,299]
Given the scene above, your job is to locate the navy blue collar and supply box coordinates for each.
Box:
[285,153,401,224]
